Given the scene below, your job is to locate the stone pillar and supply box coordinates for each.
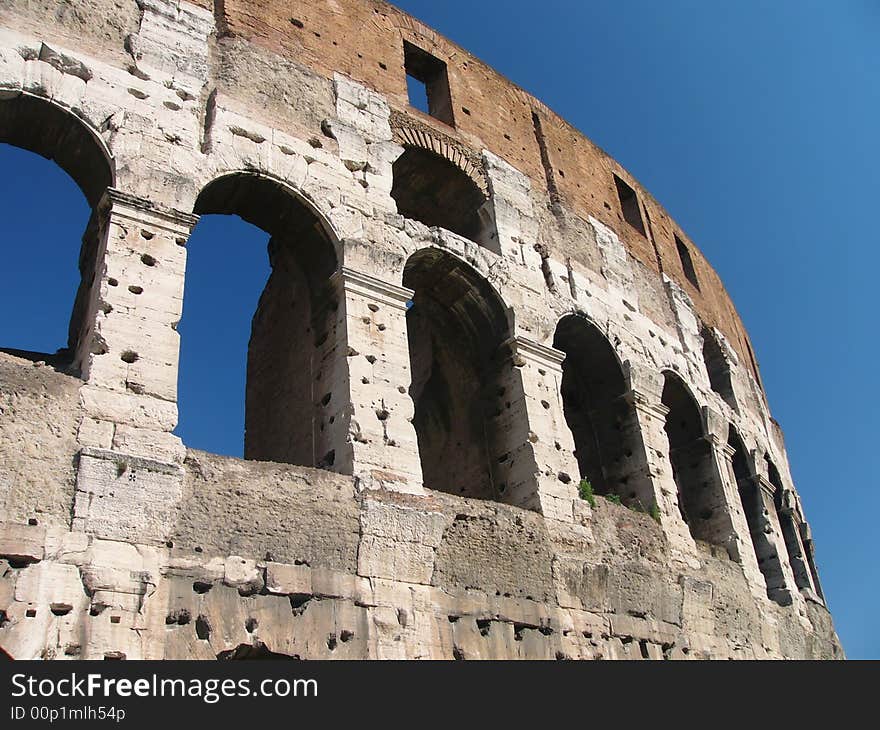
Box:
[628,392,690,543]
[333,267,424,493]
[498,336,578,521]
[622,365,692,545]
[72,189,195,545]
[776,488,821,600]
[75,188,195,463]
[700,408,762,560]
[798,520,825,602]
[753,474,795,606]
[716,441,767,596]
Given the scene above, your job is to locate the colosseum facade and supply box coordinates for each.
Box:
[0,0,842,659]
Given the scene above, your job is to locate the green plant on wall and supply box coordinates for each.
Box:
[577,478,596,508]
[604,493,622,505]
[627,499,662,523]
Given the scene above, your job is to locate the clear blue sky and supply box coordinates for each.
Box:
[0,1,876,658]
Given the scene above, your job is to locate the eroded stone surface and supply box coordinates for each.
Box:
[0,0,841,659]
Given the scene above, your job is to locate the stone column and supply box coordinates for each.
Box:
[628,392,690,543]
[716,441,767,595]
[700,408,763,561]
[798,520,825,602]
[622,365,692,545]
[74,188,196,464]
[776,488,821,600]
[754,473,795,606]
[333,267,424,493]
[72,189,195,545]
[498,336,578,521]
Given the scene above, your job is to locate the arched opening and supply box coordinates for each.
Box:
[661,372,725,544]
[728,429,787,602]
[392,146,494,249]
[217,642,297,660]
[768,457,814,594]
[553,315,651,506]
[0,95,114,367]
[701,326,737,411]
[178,173,339,466]
[404,248,511,499]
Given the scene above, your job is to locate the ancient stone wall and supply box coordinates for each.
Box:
[0,0,840,659]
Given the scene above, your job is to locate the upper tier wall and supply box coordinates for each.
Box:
[177,0,762,386]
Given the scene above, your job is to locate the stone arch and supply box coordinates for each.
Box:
[0,93,115,365]
[390,111,489,195]
[184,171,342,468]
[390,112,496,251]
[193,171,342,266]
[403,247,515,499]
[552,313,653,507]
[728,430,788,603]
[0,94,115,206]
[661,371,727,545]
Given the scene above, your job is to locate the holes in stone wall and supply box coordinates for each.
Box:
[404,41,454,125]
[120,350,138,364]
[675,234,700,290]
[404,248,512,500]
[165,608,191,626]
[613,175,646,236]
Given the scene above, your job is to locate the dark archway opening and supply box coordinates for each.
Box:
[404,249,511,499]
[701,326,737,411]
[728,429,787,603]
[553,315,650,506]
[0,96,114,368]
[217,642,298,660]
[662,372,725,545]
[178,173,339,466]
[392,146,494,249]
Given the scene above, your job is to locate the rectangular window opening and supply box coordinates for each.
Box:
[674,233,700,290]
[404,41,454,126]
[613,174,646,236]
[406,74,430,115]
